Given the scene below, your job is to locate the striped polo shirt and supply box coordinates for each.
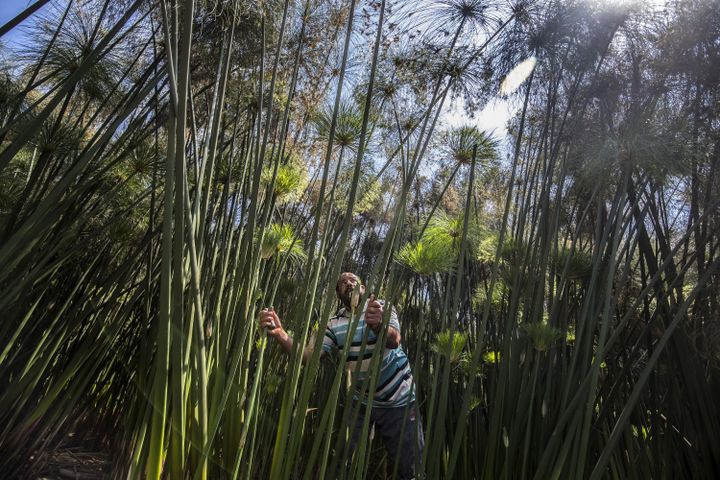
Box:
[322,302,415,408]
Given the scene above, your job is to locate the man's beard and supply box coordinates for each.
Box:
[339,286,352,308]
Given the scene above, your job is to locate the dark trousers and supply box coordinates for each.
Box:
[347,402,424,479]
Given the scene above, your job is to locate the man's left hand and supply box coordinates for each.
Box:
[364,294,383,333]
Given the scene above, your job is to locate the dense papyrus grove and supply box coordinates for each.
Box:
[0,0,718,478]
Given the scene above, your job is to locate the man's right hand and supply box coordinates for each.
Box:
[259,307,288,342]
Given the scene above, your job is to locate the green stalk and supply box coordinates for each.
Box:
[429,145,477,478]
[268,1,358,475]
[144,51,177,480]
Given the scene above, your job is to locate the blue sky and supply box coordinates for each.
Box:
[0,0,30,23]
[1,0,43,48]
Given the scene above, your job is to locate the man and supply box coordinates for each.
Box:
[259,272,424,479]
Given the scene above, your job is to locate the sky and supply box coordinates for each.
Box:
[0,0,36,50]
[0,0,30,23]
[0,0,518,140]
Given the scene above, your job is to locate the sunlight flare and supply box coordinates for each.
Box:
[500,56,537,95]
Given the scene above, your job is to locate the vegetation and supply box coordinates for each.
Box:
[0,0,718,478]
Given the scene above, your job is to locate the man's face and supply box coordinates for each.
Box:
[336,272,364,307]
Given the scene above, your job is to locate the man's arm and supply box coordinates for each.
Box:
[364,296,401,349]
[259,308,324,363]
